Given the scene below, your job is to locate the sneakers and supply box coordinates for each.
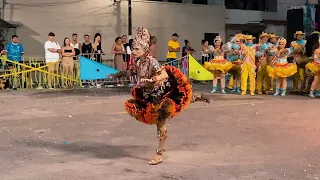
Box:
[232,87,241,93]
[221,88,226,94]
[280,89,286,97]
[210,86,217,93]
[273,89,280,96]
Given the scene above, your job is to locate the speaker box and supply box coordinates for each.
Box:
[287,9,304,44]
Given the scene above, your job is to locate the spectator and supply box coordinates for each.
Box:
[201,40,210,65]
[149,36,157,58]
[181,39,194,77]
[126,38,137,87]
[4,35,24,70]
[61,37,75,81]
[82,34,92,58]
[122,35,130,62]
[44,32,61,89]
[0,40,4,53]
[70,33,81,59]
[166,33,180,66]
[92,33,103,63]
[111,37,126,87]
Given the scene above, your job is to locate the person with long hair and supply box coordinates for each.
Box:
[61,37,75,87]
[92,33,103,63]
[126,38,137,87]
[201,40,210,65]
[267,37,297,96]
[204,36,232,94]
[149,36,157,58]
[111,37,126,86]
[125,26,208,165]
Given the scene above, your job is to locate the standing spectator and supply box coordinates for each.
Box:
[82,34,92,58]
[44,32,61,89]
[0,40,4,53]
[111,37,126,86]
[92,33,103,63]
[201,40,210,65]
[70,33,81,60]
[4,35,24,70]
[181,40,194,77]
[149,36,157,58]
[61,37,75,81]
[122,35,130,62]
[126,38,137,87]
[166,33,180,66]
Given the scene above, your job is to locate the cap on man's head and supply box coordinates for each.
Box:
[172,33,179,37]
[48,32,55,37]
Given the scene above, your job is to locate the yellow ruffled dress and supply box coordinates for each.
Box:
[267,48,297,78]
[306,61,320,73]
[204,49,233,73]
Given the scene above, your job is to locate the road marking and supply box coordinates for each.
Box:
[103,101,265,115]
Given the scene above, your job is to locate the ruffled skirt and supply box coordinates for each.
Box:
[306,62,320,74]
[267,63,297,78]
[204,59,233,73]
[125,66,192,125]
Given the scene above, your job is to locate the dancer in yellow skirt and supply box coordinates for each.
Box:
[290,31,307,92]
[204,36,232,94]
[256,32,270,95]
[267,37,297,96]
[226,34,243,93]
[240,35,256,95]
[267,33,279,91]
[306,44,320,97]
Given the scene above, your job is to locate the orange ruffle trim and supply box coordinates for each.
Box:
[124,65,192,125]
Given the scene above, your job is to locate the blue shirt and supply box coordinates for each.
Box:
[5,42,24,62]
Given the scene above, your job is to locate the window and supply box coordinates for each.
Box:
[192,0,207,5]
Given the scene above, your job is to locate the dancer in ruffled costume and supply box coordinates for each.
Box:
[240,35,256,95]
[125,26,208,165]
[290,31,308,92]
[267,37,297,96]
[255,32,270,95]
[226,35,243,93]
[204,36,232,94]
[306,41,320,97]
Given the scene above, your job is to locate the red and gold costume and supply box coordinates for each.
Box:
[125,26,207,165]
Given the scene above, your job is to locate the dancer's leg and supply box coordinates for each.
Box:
[241,66,248,95]
[281,78,287,96]
[274,78,281,96]
[149,120,167,165]
[220,73,226,94]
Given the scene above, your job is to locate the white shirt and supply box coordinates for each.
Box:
[44,41,61,62]
[70,42,80,49]
[126,46,132,55]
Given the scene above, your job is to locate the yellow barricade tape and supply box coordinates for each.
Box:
[0,59,78,82]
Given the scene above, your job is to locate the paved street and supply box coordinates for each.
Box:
[0,85,319,180]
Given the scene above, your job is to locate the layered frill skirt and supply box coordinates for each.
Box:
[267,63,297,78]
[125,66,193,125]
[203,59,233,73]
[305,61,320,74]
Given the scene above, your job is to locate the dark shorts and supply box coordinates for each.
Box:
[166,58,177,67]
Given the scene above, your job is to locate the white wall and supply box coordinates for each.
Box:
[265,24,286,37]
[2,0,226,61]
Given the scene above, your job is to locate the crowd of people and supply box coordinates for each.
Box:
[200,31,320,98]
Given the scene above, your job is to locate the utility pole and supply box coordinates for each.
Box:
[128,0,132,36]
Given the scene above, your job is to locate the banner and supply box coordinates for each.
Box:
[304,4,316,36]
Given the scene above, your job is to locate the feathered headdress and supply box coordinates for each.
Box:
[133,26,151,51]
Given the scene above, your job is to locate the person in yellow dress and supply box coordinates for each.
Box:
[290,31,307,92]
[267,37,297,96]
[204,36,232,94]
[255,32,270,95]
[306,42,320,97]
[240,35,256,95]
